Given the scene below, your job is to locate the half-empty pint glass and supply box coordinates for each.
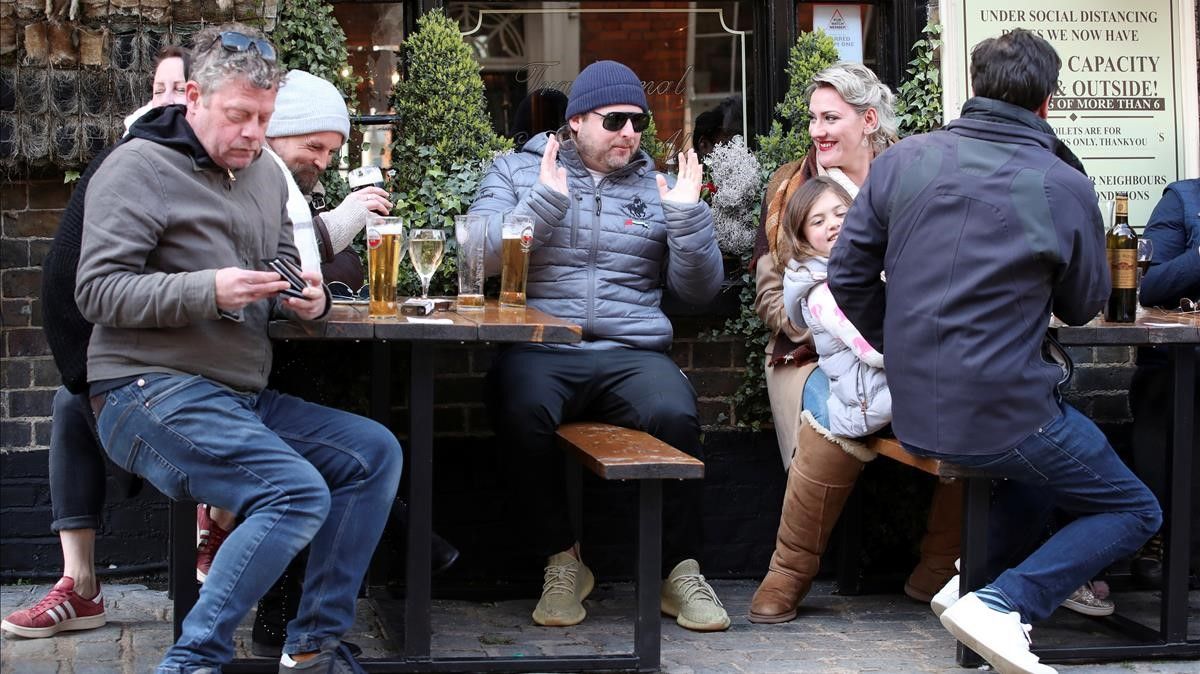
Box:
[367,216,405,317]
[455,214,486,310]
[500,215,534,308]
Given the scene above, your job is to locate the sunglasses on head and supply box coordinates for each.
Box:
[591,111,650,133]
[209,31,277,62]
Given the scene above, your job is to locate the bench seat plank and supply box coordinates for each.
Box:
[556,422,704,481]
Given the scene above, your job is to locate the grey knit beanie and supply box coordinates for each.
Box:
[266,70,350,140]
[565,60,648,119]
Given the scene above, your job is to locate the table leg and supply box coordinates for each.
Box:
[406,341,434,658]
[1163,344,1195,643]
[635,480,662,672]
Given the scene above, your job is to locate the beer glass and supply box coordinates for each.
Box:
[454,214,486,311]
[409,229,445,299]
[500,215,534,308]
[366,216,406,317]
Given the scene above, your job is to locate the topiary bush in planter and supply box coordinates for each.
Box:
[388,8,512,296]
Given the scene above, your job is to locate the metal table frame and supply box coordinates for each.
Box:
[957,309,1200,665]
[165,302,675,672]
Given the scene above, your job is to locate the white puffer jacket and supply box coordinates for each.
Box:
[783,255,891,438]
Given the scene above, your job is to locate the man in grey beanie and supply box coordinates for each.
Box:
[470,60,728,632]
[266,69,392,287]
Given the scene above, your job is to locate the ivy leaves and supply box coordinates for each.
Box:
[896,22,944,137]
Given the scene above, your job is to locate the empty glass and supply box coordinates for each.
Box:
[455,215,486,311]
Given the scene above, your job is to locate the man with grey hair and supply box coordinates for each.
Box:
[75,24,401,673]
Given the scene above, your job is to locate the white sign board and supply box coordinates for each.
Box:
[814,5,863,63]
[940,0,1199,227]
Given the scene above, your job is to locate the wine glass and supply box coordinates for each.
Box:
[408,229,445,299]
[1137,238,1153,292]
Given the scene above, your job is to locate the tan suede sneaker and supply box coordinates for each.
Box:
[660,559,730,632]
[532,552,595,627]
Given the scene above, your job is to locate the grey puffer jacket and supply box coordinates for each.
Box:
[469,132,722,351]
[784,255,891,438]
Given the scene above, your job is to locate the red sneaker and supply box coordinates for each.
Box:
[1,577,106,638]
[196,504,231,583]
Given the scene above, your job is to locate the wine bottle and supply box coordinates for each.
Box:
[1104,192,1138,323]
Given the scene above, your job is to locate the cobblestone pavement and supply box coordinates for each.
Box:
[2,579,1196,673]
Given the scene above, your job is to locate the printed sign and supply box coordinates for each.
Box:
[941,0,1199,227]
[814,5,863,63]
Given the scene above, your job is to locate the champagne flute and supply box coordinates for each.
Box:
[408,229,445,299]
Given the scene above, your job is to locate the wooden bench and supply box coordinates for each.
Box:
[838,434,990,668]
[555,422,704,673]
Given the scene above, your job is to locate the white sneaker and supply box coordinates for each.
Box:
[940,593,1056,674]
[931,574,959,617]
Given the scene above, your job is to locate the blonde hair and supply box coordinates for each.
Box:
[778,176,853,264]
[805,62,897,155]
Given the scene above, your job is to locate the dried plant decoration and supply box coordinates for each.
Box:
[23,20,49,63]
[46,19,77,66]
[78,25,107,66]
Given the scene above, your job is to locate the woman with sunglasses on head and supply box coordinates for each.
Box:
[746,62,968,624]
[1127,178,1200,588]
[2,45,191,639]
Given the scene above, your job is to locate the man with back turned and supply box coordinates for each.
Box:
[827,29,1160,674]
[469,60,729,632]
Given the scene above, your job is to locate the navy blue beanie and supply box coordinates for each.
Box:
[565,61,648,119]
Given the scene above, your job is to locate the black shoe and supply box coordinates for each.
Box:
[1131,533,1163,589]
[251,552,305,658]
[391,499,460,575]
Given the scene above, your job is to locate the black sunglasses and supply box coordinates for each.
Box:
[591,111,651,133]
[329,281,369,303]
[209,31,277,62]
[1179,297,1199,313]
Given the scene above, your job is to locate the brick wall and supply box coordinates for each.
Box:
[580,2,689,141]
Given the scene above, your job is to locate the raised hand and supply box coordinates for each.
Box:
[655,149,703,204]
[539,134,569,196]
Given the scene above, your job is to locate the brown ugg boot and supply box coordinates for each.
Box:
[904,479,963,602]
[748,413,868,623]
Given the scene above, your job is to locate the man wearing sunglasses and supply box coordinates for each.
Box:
[75,24,401,674]
[470,60,728,632]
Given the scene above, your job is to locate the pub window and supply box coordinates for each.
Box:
[448,1,757,164]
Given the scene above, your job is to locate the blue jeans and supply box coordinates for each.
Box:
[906,403,1161,623]
[95,374,402,673]
[802,367,831,429]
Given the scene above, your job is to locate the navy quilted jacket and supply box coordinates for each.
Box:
[469,133,723,351]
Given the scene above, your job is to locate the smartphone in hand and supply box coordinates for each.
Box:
[262,257,308,299]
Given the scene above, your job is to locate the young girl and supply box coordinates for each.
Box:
[780,176,891,440]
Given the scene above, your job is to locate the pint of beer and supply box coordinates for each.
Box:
[500,215,534,307]
[367,216,405,317]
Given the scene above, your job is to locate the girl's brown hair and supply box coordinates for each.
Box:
[777,175,853,265]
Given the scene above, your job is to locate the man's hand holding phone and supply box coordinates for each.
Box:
[263,257,327,320]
